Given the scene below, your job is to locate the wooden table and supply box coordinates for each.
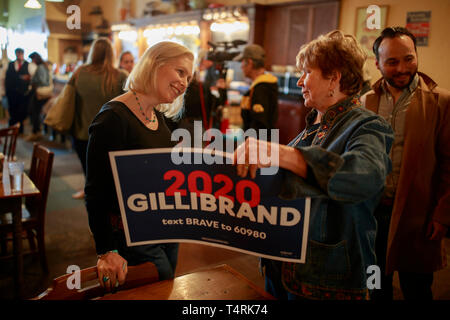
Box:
[100,264,274,300]
[0,161,40,298]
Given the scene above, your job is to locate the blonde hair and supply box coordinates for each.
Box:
[296,30,367,96]
[84,38,122,96]
[125,41,194,119]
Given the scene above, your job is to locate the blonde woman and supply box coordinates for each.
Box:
[71,38,128,199]
[85,41,194,291]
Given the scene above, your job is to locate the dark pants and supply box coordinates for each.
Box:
[262,259,288,299]
[371,201,434,300]
[7,93,29,134]
[371,201,394,300]
[398,272,434,300]
[30,93,49,134]
[72,138,88,175]
[113,231,179,280]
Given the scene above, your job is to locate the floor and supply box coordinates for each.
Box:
[0,118,449,300]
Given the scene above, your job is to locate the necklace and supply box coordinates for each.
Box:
[132,90,156,123]
[302,128,319,140]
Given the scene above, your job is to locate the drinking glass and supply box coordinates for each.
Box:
[8,161,25,193]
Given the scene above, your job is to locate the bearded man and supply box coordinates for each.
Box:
[362,27,450,300]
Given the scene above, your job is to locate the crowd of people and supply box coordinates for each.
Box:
[0,25,448,300]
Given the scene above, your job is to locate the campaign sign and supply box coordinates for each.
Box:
[109,148,310,263]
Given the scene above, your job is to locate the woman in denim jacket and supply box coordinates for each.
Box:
[234,30,394,300]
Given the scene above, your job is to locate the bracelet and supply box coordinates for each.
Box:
[97,249,118,259]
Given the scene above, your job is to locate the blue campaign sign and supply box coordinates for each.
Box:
[109,148,310,263]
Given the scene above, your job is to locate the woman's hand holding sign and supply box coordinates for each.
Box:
[233,137,307,179]
[234,137,275,179]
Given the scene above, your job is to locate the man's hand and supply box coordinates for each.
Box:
[426,221,448,241]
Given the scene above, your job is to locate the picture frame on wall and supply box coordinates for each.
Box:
[355,6,389,59]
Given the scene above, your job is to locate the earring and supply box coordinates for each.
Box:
[328,89,334,97]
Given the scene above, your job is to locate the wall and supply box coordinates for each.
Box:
[339,0,450,89]
[8,0,450,88]
[6,0,45,31]
[213,0,450,89]
[4,0,47,60]
[46,0,122,66]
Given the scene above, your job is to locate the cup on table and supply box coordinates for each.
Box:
[8,161,25,193]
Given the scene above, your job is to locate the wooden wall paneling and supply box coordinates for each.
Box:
[286,5,311,66]
[247,4,266,47]
[311,1,340,40]
[261,1,339,68]
[263,6,289,68]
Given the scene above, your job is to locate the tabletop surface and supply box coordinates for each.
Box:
[0,161,40,199]
[99,264,274,300]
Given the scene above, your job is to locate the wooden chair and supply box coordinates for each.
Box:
[0,143,54,272]
[34,262,159,300]
[0,123,20,161]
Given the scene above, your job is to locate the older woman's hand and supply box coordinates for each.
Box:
[233,137,308,179]
[97,251,128,292]
[233,137,278,179]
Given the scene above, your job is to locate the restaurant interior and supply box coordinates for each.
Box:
[0,0,449,301]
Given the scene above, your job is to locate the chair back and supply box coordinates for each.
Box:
[0,123,20,161]
[34,262,159,300]
[25,144,54,229]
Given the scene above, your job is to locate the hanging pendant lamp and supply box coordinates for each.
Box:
[24,0,42,9]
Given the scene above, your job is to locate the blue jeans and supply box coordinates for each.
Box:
[113,231,179,280]
[263,259,311,300]
[262,259,288,299]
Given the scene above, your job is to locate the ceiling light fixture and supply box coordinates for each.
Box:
[24,0,42,9]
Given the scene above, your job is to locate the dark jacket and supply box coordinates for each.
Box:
[183,78,227,127]
[241,73,278,132]
[5,60,30,98]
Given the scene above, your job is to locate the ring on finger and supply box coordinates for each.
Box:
[103,275,110,283]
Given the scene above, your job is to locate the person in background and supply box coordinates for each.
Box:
[5,48,30,134]
[362,26,450,300]
[118,51,135,74]
[85,41,193,291]
[233,44,278,138]
[24,52,51,142]
[71,38,128,199]
[0,55,9,120]
[234,30,393,300]
[178,48,227,144]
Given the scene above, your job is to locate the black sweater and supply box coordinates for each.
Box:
[85,101,174,254]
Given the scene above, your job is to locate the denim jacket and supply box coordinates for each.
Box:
[279,95,394,299]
